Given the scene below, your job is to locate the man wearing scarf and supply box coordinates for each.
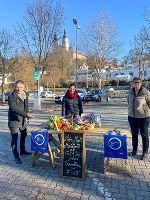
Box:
[62,84,83,119]
[8,80,32,164]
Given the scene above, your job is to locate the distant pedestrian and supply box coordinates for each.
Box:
[127,77,150,160]
[106,90,109,102]
[62,84,83,119]
[8,80,33,164]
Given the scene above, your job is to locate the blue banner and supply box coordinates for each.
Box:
[103,130,127,159]
[31,130,49,153]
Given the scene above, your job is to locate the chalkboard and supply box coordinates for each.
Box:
[61,130,86,179]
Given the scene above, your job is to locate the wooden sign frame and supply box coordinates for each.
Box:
[61,130,86,180]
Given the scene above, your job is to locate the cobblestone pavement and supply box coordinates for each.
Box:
[0,98,150,200]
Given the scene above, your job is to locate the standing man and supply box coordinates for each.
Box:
[8,80,32,164]
[128,77,150,160]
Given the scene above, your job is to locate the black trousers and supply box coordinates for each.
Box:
[128,116,149,154]
[9,127,27,157]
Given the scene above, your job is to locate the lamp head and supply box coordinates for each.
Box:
[73,18,77,25]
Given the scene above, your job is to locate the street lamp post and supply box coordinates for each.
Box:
[86,65,89,88]
[73,18,80,87]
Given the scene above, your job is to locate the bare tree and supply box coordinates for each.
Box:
[44,48,73,86]
[13,50,36,89]
[56,48,73,84]
[143,8,150,53]
[16,0,64,69]
[80,10,121,88]
[0,28,17,102]
[126,26,150,78]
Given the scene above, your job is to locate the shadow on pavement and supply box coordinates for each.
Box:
[1,123,150,200]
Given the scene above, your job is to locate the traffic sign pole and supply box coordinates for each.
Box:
[33,68,41,111]
[33,71,39,80]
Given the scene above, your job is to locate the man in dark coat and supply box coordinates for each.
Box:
[8,80,32,164]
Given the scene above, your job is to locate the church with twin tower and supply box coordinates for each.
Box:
[52,29,86,60]
[52,29,69,51]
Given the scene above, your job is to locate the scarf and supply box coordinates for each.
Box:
[17,91,26,101]
[66,90,78,99]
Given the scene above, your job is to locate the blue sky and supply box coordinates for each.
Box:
[0,0,150,58]
[63,0,150,57]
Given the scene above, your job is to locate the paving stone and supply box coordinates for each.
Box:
[0,103,150,200]
[81,193,90,200]
[67,192,82,199]
[89,194,104,200]
[135,196,145,200]
[65,197,79,200]
[112,192,128,200]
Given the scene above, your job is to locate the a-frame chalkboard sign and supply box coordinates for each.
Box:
[61,130,86,179]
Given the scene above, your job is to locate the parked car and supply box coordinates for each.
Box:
[107,87,114,92]
[55,94,64,104]
[83,90,94,101]
[145,84,150,91]
[77,89,87,101]
[40,91,57,98]
[92,89,109,102]
[0,91,12,101]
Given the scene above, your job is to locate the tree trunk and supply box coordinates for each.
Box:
[138,59,141,77]
[2,75,5,103]
[98,78,101,89]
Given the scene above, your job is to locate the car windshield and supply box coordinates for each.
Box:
[92,90,100,94]
[5,91,11,96]
[87,91,92,94]
[77,90,84,93]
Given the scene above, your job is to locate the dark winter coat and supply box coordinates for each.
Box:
[8,90,29,128]
[62,92,83,117]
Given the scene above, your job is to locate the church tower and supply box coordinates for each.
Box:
[62,29,69,51]
[52,32,58,51]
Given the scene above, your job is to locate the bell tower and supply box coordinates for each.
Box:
[52,32,58,50]
[62,29,69,51]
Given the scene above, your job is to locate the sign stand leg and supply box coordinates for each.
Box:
[32,147,56,168]
[48,143,56,168]
[32,152,42,167]
[49,134,61,150]
[104,158,132,176]
[104,158,110,174]
[124,159,132,176]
